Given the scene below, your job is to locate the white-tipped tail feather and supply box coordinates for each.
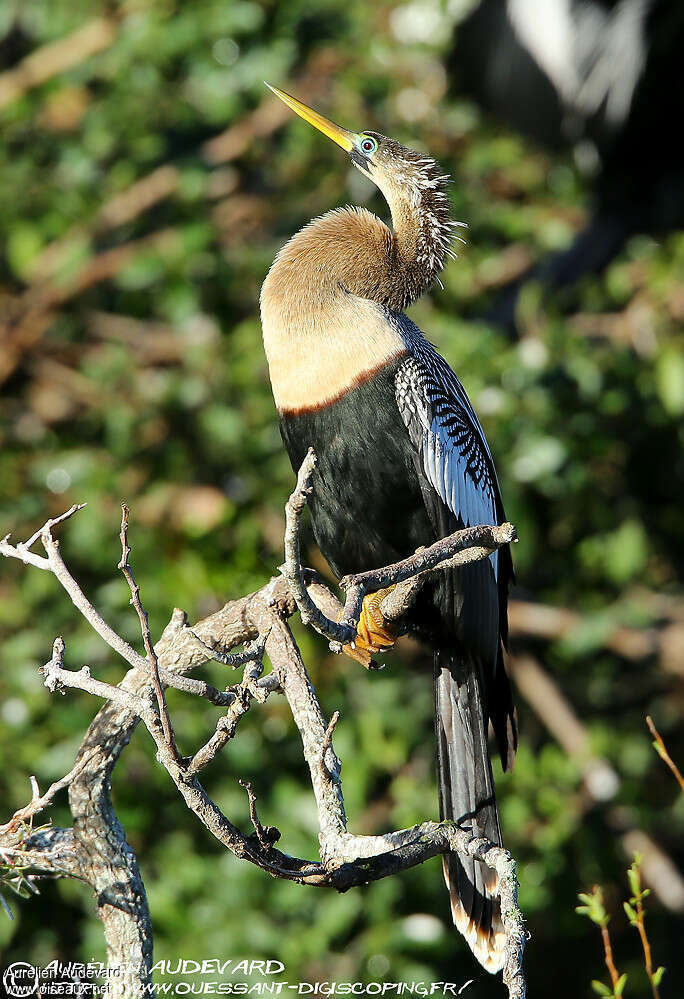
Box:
[434,650,506,973]
[443,857,506,973]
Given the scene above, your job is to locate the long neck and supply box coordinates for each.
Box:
[383,171,457,309]
[262,163,456,319]
[260,162,456,411]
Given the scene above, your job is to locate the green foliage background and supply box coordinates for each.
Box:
[1,2,683,997]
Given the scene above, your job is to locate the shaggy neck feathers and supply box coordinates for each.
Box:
[378,143,461,309]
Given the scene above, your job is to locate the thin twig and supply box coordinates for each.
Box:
[40,641,149,714]
[320,711,340,778]
[280,448,354,645]
[183,661,271,775]
[239,780,280,852]
[627,856,663,999]
[24,504,88,551]
[634,893,659,999]
[1,504,87,571]
[646,715,684,792]
[118,504,178,760]
[0,749,98,834]
[600,921,621,991]
[577,885,622,995]
[187,629,268,668]
[2,504,154,676]
[154,667,236,707]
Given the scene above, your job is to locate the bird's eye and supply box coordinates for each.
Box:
[360,135,378,155]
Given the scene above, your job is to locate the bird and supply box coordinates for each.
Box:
[260,85,517,975]
[450,0,684,331]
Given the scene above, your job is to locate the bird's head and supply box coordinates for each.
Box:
[265,84,449,210]
[265,84,462,307]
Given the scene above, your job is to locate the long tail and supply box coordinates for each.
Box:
[434,649,506,973]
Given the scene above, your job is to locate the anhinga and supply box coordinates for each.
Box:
[260,86,517,974]
[451,0,684,330]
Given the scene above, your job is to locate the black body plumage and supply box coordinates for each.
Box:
[280,356,432,579]
[278,313,516,967]
[279,314,513,667]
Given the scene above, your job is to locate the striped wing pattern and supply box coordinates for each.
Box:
[394,342,500,575]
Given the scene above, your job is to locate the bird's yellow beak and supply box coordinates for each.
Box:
[265,84,355,153]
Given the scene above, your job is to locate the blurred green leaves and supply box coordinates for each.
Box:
[579,520,649,586]
[1,2,683,996]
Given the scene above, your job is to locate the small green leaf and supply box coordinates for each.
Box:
[652,967,666,986]
[591,981,613,997]
[615,973,628,996]
[623,901,637,923]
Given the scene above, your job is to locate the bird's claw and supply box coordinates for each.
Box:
[342,586,399,669]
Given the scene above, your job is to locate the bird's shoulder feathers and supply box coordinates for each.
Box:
[391,318,503,551]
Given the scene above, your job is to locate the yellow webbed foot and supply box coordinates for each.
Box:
[343,586,400,668]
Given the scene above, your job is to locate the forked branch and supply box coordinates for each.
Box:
[281,447,517,649]
[1,455,526,999]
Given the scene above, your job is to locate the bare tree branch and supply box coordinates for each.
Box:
[0,753,98,836]
[342,520,516,631]
[184,659,274,776]
[239,780,281,851]
[1,458,528,998]
[280,448,355,644]
[280,446,518,651]
[118,503,178,759]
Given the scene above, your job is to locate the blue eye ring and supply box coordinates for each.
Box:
[359,135,378,155]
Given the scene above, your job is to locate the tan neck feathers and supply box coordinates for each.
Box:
[261,207,409,412]
[261,281,406,413]
[262,207,393,314]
